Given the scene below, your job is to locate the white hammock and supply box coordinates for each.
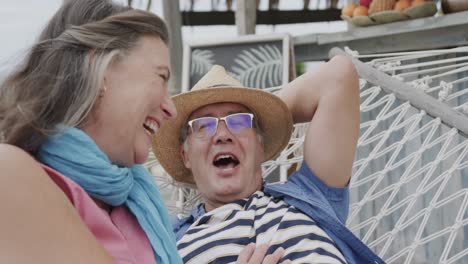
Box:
[146,46,468,264]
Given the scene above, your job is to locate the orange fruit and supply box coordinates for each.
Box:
[353,6,369,16]
[411,0,426,7]
[342,3,358,17]
[394,0,411,11]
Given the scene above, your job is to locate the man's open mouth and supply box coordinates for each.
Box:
[213,153,240,169]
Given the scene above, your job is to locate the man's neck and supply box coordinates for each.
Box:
[203,200,224,212]
[203,187,264,212]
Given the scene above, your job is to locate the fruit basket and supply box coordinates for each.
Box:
[341,0,438,27]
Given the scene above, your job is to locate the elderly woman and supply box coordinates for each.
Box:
[0,0,180,262]
[0,1,286,263]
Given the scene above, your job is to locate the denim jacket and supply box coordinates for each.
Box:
[172,163,385,264]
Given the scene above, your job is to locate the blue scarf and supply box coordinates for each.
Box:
[37,127,182,264]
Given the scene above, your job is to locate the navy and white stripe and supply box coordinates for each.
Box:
[177,191,347,264]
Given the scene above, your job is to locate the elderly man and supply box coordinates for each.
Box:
[154,56,384,264]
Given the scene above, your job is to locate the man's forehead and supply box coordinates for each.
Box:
[189,102,251,119]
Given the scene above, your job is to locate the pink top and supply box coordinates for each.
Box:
[42,164,156,264]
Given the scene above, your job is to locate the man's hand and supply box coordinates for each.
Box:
[237,243,291,264]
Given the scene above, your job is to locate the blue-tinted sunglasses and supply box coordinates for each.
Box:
[187,113,254,139]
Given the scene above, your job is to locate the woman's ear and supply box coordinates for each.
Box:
[99,84,108,97]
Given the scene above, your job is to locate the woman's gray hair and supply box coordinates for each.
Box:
[0,0,169,154]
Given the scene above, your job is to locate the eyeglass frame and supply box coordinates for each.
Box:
[184,112,256,140]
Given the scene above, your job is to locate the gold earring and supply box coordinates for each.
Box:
[100,85,108,97]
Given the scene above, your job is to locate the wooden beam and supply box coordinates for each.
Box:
[260,9,341,24]
[329,47,468,136]
[236,0,257,35]
[182,11,235,25]
[294,11,468,62]
[181,9,341,26]
[162,0,183,94]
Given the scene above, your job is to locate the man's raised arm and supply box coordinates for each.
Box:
[277,55,360,187]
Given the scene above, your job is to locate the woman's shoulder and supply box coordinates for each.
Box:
[0,143,78,216]
[0,143,46,182]
[0,144,114,263]
[0,144,63,192]
[0,143,73,209]
[0,143,93,207]
[0,143,36,162]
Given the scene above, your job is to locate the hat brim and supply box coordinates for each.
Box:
[152,87,293,184]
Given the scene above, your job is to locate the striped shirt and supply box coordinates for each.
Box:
[177,191,347,264]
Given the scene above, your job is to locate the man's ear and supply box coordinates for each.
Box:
[256,134,264,145]
[180,143,191,169]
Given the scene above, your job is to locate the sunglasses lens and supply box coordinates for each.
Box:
[226,113,253,134]
[191,118,217,138]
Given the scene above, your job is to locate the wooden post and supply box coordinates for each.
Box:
[236,0,257,35]
[162,0,183,95]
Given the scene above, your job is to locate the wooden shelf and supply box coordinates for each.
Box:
[294,11,468,61]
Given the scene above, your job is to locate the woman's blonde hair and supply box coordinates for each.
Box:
[0,0,169,154]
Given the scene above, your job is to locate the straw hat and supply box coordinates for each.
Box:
[152,65,293,184]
